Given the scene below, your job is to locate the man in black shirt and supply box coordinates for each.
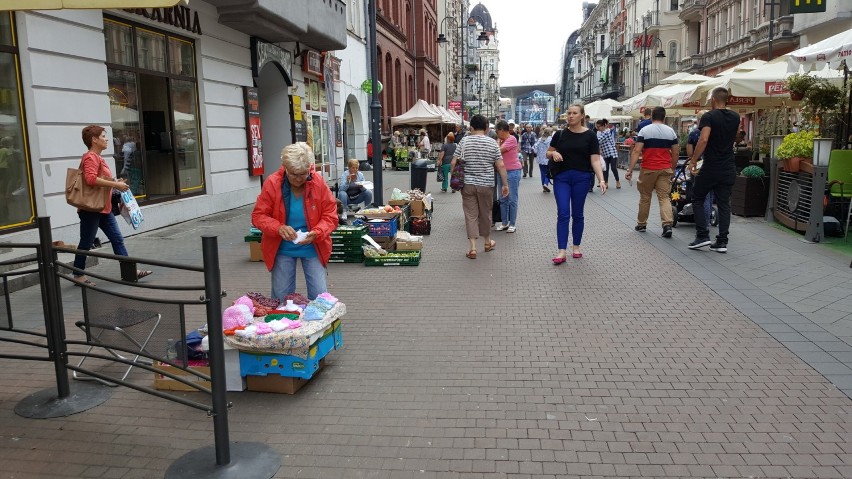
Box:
[687,87,740,253]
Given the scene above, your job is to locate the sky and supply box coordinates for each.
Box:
[481,0,584,87]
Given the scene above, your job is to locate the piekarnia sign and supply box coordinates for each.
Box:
[124,6,202,35]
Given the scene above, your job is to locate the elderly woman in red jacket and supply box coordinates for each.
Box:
[252,143,338,300]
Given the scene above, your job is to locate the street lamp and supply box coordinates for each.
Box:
[624,13,665,93]
[438,15,488,122]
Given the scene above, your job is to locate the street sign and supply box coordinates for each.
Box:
[791,0,826,13]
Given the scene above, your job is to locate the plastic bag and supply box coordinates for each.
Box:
[118,189,144,230]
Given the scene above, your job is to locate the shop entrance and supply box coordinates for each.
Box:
[257,63,292,178]
[139,74,177,199]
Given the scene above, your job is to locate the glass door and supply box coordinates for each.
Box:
[139,73,177,199]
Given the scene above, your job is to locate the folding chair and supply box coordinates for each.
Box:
[73,306,162,386]
[826,150,852,240]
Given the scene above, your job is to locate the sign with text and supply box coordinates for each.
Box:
[728,96,756,106]
[303,50,322,77]
[292,95,303,121]
[791,0,826,13]
[448,101,462,115]
[293,119,308,143]
[765,81,789,95]
[244,87,264,176]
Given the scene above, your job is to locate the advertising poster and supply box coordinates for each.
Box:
[292,95,303,121]
[244,87,264,176]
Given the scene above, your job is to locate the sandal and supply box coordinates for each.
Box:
[572,252,583,259]
[484,240,496,252]
[552,257,567,265]
[73,277,96,287]
[466,250,477,259]
[136,270,153,280]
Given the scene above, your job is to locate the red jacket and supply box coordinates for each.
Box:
[251,167,338,270]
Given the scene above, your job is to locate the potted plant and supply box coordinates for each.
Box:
[732,165,769,217]
[775,130,816,173]
[784,73,819,101]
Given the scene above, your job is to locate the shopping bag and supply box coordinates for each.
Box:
[436,167,444,182]
[118,189,144,230]
[449,161,465,191]
[65,166,108,212]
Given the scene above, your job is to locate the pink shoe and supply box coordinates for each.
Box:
[572,252,583,259]
[552,257,567,265]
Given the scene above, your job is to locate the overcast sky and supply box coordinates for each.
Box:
[483,1,584,86]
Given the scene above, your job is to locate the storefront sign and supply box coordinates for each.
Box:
[303,50,322,77]
[244,87,264,176]
[322,54,342,82]
[251,38,293,82]
[728,95,756,106]
[292,95,302,121]
[765,81,789,95]
[335,116,342,147]
[791,0,826,13]
[448,101,462,114]
[124,6,202,35]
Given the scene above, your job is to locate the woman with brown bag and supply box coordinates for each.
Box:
[71,125,151,286]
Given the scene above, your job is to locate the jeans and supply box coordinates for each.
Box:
[73,210,128,276]
[602,156,619,183]
[496,169,522,226]
[692,168,735,242]
[441,163,451,191]
[523,153,536,177]
[271,254,327,300]
[703,191,715,223]
[553,169,593,248]
[337,189,374,216]
[538,164,551,186]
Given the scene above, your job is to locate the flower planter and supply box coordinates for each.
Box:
[790,91,804,101]
[731,176,769,217]
[782,156,808,173]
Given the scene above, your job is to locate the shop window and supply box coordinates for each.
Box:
[104,17,203,203]
[0,13,36,232]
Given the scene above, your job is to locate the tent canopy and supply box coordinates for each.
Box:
[787,28,852,71]
[391,99,454,126]
[584,99,631,122]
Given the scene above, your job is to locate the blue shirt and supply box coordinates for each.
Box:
[277,194,317,258]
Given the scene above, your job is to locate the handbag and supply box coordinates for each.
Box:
[65,157,108,212]
[449,160,465,191]
[436,167,444,182]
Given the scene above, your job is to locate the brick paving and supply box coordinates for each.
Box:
[2,167,852,478]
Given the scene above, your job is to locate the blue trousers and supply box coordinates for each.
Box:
[73,211,128,276]
[538,165,551,186]
[271,254,327,300]
[496,169,522,226]
[553,169,593,249]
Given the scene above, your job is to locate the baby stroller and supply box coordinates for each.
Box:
[670,158,718,228]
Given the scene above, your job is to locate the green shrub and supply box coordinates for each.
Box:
[775,131,816,160]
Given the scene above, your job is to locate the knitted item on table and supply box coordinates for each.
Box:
[268,319,303,332]
[280,299,304,313]
[302,301,330,321]
[222,304,252,330]
[282,292,311,308]
[253,306,269,317]
[254,323,273,335]
[265,312,300,322]
[247,291,280,309]
[313,297,336,310]
[316,292,339,304]
[233,296,255,314]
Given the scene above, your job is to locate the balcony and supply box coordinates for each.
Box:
[602,83,625,100]
[748,16,798,54]
[644,10,661,34]
[703,36,750,68]
[606,44,625,60]
[680,54,704,73]
[679,0,706,22]
[207,0,347,51]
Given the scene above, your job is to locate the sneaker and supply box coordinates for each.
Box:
[634,225,647,232]
[661,225,672,238]
[507,226,516,233]
[495,224,508,231]
[542,185,551,193]
[709,241,728,253]
[688,238,711,249]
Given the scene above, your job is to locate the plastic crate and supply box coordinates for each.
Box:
[328,256,364,264]
[239,320,342,380]
[364,251,421,267]
[331,225,368,237]
[331,241,365,252]
[367,218,399,237]
[244,234,262,243]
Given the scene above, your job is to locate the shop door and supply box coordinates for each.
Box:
[139,73,177,199]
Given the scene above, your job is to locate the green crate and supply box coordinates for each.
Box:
[332,245,364,255]
[331,225,368,237]
[328,256,364,263]
[244,234,262,243]
[364,251,421,267]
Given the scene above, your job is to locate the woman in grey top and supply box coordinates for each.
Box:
[451,114,509,259]
[437,132,456,192]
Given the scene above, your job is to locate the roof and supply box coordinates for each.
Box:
[469,3,493,32]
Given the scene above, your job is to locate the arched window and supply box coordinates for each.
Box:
[395,59,402,115]
[385,53,393,114]
[668,41,678,71]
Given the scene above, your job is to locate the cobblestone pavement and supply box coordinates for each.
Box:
[2,166,852,478]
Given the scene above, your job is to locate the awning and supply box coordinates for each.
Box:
[0,0,185,10]
[787,28,852,71]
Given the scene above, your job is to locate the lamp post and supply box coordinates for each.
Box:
[438,15,488,122]
[368,0,383,204]
[623,13,665,93]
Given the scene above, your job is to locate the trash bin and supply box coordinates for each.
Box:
[358,159,373,171]
[410,159,428,192]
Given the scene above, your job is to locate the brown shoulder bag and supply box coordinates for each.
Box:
[65,156,108,212]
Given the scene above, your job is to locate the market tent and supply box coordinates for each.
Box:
[584,99,632,121]
[786,28,852,71]
[714,58,767,77]
[391,99,444,126]
[620,84,673,118]
[660,73,710,84]
[433,105,461,124]
[621,74,713,117]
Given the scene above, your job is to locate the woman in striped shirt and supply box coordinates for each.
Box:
[451,115,509,259]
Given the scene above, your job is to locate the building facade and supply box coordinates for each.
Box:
[0,2,349,242]
[466,3,500,122]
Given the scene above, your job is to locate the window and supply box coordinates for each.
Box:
[104,17,203,202]
[0,13,36,232]
[668,42,678,71]
[670,0,679,10]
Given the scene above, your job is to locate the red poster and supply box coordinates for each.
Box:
[245,87,264,176]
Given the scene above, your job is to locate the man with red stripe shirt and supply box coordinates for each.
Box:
[624,106,680,238]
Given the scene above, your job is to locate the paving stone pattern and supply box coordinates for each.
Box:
[1,168,852,478]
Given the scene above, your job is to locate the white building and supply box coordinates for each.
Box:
[0,2,350,243]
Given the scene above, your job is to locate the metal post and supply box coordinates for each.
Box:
[37,217,70,398]
[461,18,466,124]
[202,236,230,466]
[369,0,383,204]
[765,1,777,61]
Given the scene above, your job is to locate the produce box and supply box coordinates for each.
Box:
[246,360,325,394]
[372,235,396,248]
[331,225,368,238]
[388,199,410,207]
[249,242,263,262]
[367,218,398,237]
[356,208,401,220]
[364,251,421,266]
[395,239,422,251]
[153,359,211,392]
[410,199,427,217]
[239,320,342,381]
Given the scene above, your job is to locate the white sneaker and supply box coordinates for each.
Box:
[495,224,508,231]
[506,226,516,233]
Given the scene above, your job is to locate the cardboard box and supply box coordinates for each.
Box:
[249,241,263,262]
[410,199,426,217]
[388,200,410,207]
[154,360,211,392]
[246,360,325,394]
[395,240,422,251]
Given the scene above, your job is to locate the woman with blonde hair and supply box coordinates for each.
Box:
[252,142,338,300]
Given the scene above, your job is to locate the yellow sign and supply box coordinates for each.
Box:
[0,0,185,10]
[791,0,825,12]
[292,95,302,121]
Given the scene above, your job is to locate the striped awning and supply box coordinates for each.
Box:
[0,0,186,10]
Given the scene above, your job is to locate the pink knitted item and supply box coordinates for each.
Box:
[254,323,273,335]
[233,296,255,313]
[317,292,338,304]
[222,304,253,330]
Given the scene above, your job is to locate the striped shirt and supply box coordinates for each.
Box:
[636,122,678,171]
[454,134,501,187]
[596,129,617,159]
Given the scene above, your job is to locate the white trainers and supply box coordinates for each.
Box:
[506,226,516,233]
[495,224,508,231]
